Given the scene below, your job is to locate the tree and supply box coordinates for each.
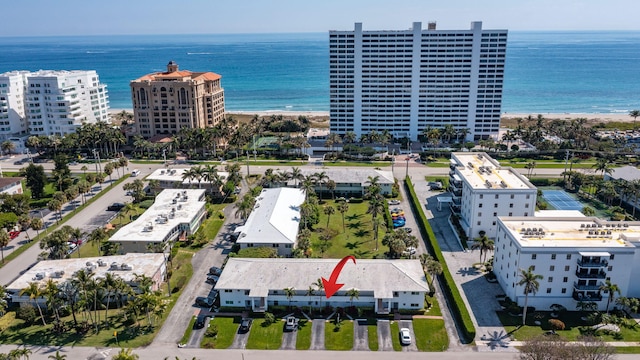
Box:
[111,348,139,360]
[47,199,63,224]
[1,140,15,155]
[305,286,316,314]
[519,335,614,360]
[31,217,43,239]
[421,254,443,291]
[599,280,620,314]
[283,287,295,309]
[290,167,303,187]
[346,288,359,308]
[470,234,494,264]
[592,157,613,177]
[23,164,47,199]
[20,282,47,326]
[48,351,67,360]
[323,205,335,228]
[337,201,349,232]
[0,230,9,263]
[367,196,384,250]
[518,266,543,325]
[0,285,7,316]
[525,161,536,178]
[630,110,640,131]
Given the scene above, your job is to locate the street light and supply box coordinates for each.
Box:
[162,149,167,167]
[405,157,410,179]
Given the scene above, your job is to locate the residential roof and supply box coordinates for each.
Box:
[6,253,165,291]
[0,177,22,188]
[498,216,640,249]
[607,165,640,182]
[133,70,221,82]
[215,258,429,298]
[147,167,228,186]
[451,152,535,191]
[235,188,305,245]
[109,189,206,243]
[534,210,586,218]
[294,168,394,186]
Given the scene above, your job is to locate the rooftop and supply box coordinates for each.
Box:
[133,70,221,83]
[109,189,206,243]
[6,253,165,291]
[147,167,228,186]
[451,152,535,190]
[215,258,429,298]
[293,168,394,186]
[499,217,640,249]
[0,177,22,188]
[607,165,640,182]
[235,188,305,245]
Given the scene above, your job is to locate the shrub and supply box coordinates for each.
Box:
[172,275,187,293]
[0,312,16,332]
[405,177,475,342]
[548,319,565,331]
[205,324,219,337]
[138,199,154,209]
[264,312,276,325]
[16,305,37,325]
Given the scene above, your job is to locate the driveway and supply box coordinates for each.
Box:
[309,319,325,350]
[376,319,393,351]
[187,314,211,348]
[398,320,418,352]
[353,319,369,351]
[229,325,250,349]
[280,323,298,350]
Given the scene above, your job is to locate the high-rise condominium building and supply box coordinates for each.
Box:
[329,21,507,141]
[130,61,225,139]
[0,70,110,137]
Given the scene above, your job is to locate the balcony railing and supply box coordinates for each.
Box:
[573,282,603,291]
[572,292,603,302]
[577,259,608,268]
[575,270,606,279]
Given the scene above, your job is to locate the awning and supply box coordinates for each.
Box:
[578,251,611,257]
[449,159,458,165]
[452,174,461,182]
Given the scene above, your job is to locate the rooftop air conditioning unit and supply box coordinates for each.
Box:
[177,204,182,210]
[121,263,132,271]
[485,180,492,188]
[97,259,107,267]
[85,261,95,267]
[110,262,119,269]
[160,170,165,175]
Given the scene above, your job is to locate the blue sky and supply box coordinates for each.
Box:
[3,0,639,36]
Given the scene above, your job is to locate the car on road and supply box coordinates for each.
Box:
[8,231,20,240]
[239,318,253,333]
[205,275,219,284]
[400,327,412,345]
[195,296,215,308]
[194,314,209,329]
[388,200,400,205]
[403,246,417,256]
[13,160,25,165]
[131,169,141,177]
[208,266,222,276]
[284,316,297,331]
[107,203,125,211]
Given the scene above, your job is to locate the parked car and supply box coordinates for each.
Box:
[194,314,209,329]
[403,246,417,256]
[284,316,298,332]
[131,169,140,177]
[208,266,222,276]
[107,203,125,211]
[195,296,215,308]
[239,318,253,333]
[206,275,219,284]
[8,231,20,240]
[400,327,412,345]
[388,200,400,205]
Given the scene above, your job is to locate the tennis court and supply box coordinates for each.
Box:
[541,189,584,211]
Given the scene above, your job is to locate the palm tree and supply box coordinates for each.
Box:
[305,286,316,314]
[284,287,295,309]
[20,282,47,326]
[337,201,349,232]
[290,167,303,187]
[314,171,329,199]
[48,351,67,360]
[111,348,139,360]
[0,230,9,263]
[313,278,324,311]
[518,266,543,325]
[470,234,494,264]
[346,288,360,308]
[1,140,15,155]
[525,161,536,178]
[629,110,640,131]
[592,157,613,177]
[367,196,384,250]
[300,176,316,199]
[31,217,44,239]
[421,254,443,291]
[323,205,335,228]
[18,215,32,242]
[599,280,621,314]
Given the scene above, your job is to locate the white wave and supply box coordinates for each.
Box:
[86,51,106,54]
[187,52,213,55]
[611,109,630,113]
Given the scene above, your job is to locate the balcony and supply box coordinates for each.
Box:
[449,180,462,189]
[572,291,603,302]
[577,258,608,268]
[575,270,606,279]
[573,281,603,291]
[448,187,462,197]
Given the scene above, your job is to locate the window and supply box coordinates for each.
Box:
[478,212,482,217]
[531,254,537,260]
[477,221,481,226]
[549,265,555,271]
[561,288,567,294]
[566,254,571,260]
[563,277,568,283]
[495,194,499,199]
[610,254,615,260]
[546,288,552,294]
[524,212,528,216]
[508,212,512,216]
[551,254,556,260]
[509,203,513,208]
[526,194,530,199]
[411,292,419,295]
[531,266,535,271]
[493,212,497,217]
[393,292,399,297]
[510,194,514,199]
[410,303,419,307]
[564,266,570,271]
[608,266,613,271]
[480,194,484,199]
[548,277,553,283]
[479,203,483,208]
[224,289,232,293]
[225,300,234,305]
[494,203,498,208]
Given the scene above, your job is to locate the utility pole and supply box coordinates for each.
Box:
[162,148,167,167]
[563,149,569,183]
[246,151,250,176]
[93,149,99,174]
[405,157,410,178]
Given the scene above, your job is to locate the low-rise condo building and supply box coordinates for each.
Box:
[146,167,228,195]
[0,177,23,195]
[109,189,207,253]
[215,258,429,313]
[448,152,536,239]
[235,188,305,257]
[130,61,225,139]
[7,253,166,306]
[494,217,640,312]
[281,168,394,198]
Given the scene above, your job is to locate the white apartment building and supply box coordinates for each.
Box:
[235,188,306,257]
[329,21,507,141]
[0,70,110,137]
[494,217,640,312]
[282,168,394,197]
[449,152,536,239]
[215,258,429,313]
[109,189,207,254]
[146,167,228,195]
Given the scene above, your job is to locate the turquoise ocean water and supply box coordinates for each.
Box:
[0,31,639,113]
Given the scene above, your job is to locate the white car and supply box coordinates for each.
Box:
[400,327,412,345]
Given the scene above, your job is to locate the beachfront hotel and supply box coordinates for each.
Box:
[130,61,225,139]
[448,152,537,240]
[494,216,640,311]
[0,70,110,137]
[329,21,507,141]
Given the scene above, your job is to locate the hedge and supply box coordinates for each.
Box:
[404,177,476,343]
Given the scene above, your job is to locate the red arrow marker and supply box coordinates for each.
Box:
[321,255,356,299]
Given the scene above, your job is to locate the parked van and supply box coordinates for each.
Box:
[131,169,140,177]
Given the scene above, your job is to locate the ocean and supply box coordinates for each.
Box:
[0,31,639,114]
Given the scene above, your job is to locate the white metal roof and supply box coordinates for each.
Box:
[147,167,228,186]
[235,188,306,245]
[293,168,394,186]
[451,152,535,190]
[215,258,429,298]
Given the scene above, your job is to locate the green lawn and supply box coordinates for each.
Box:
[180,316,197,344]
[201,316,241,349]
[311,200,388,259]
[246,318,284,350]
[366,319,379,350]
[324,320,354,350]
[498,311,640,343]
[425,294,442,317]
[390,321,402,351]
[413,319,448,351]
[295,319,312,350]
